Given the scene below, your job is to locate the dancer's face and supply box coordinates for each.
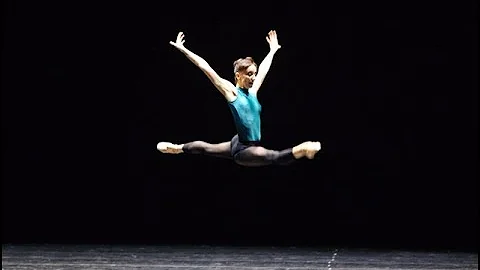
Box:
[235,65,257,89]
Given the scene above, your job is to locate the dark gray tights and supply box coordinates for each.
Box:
[182,139,295,167]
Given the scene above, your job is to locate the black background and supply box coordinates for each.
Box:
[2,0,477,251]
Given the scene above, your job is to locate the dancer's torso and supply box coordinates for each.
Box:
[227,87,262,142]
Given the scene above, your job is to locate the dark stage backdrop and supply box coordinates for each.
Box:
[2,1,477,251]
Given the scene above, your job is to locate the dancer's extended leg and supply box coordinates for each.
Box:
[157,141,232,159]
[233,141,321,167]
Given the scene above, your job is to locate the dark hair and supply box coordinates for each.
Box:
[233,57,257,82]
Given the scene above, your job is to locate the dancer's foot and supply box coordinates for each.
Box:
[292,141,321,159]
[306,141,321,159]
[157,142,184,154]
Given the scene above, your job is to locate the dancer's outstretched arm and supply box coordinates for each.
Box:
[169,31,236,102]
[249,30,282,95]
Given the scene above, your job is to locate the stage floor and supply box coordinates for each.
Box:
[2,244,477,269]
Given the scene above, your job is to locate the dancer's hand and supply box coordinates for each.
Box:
[169,31,186,51]
[266,30,281,52]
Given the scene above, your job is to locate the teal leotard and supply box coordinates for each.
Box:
[227,87,262,142]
